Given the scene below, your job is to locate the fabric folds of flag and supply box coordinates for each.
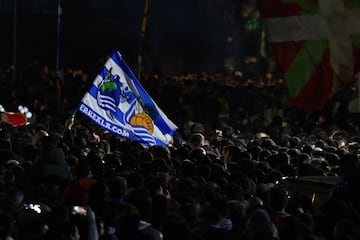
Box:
[257,0,360,111]
[78,50,177,147]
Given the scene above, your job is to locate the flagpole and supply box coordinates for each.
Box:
[56,1,64,113]
[357,73,360,113]
[137,0,151,81]
[12,0,17,82]
[56,1,63,79]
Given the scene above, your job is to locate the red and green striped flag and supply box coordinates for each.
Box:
[257,0,360,111]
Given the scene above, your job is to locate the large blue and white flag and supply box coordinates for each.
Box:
[78,50,177,147]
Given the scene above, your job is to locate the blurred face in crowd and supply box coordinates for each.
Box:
[71,225,80,240]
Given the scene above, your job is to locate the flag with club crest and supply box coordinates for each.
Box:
[78,50,177,147]
[257,0,360,111]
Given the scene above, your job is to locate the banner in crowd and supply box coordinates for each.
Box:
[78,50,177,147]
[0,112,27,127]
[257,0,360,111]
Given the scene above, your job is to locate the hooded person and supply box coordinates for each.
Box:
[29,133,72,185]
[244,208,279,240]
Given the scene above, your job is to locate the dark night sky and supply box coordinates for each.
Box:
[0,0,253,75]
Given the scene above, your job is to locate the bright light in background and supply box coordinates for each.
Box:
[1,104,33,125]
[18,105,32,119]
[24,204,42,214]
[26,112,32,119]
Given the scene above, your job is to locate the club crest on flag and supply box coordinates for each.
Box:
[78,50,177,147]
[97,68,134,117]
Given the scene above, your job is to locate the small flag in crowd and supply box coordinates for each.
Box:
[0,105,32,127]
[78,50,177,147]
[0,112,27,127]
[257,0,360,111]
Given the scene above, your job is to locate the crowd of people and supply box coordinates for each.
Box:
[0,61,360,239]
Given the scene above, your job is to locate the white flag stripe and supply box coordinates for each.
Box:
[92,75,105,87]
[98,104,116,112]
[98,103,116,112]
[82,92,131,129]
[98,97,117,109]
[265,8,360,42]
[100,98,116,109]
[133,127,156,143]
[126,106,137,122]
[99,95,117,102]
[98,98,116,107]
[156,105,178,130]
[153,124,172,144]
